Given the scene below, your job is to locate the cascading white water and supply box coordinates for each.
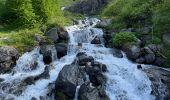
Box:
[0,17,155,100]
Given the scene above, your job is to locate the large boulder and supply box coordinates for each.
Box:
[143,66,170,99]
[123,45,141,60]
[55,43,68,59]
[55,64,86,99]
[0,46,19,74]
[45,28,59,43]
[78,82,109,100]
[45,28,69,43]
[40,45,57,64]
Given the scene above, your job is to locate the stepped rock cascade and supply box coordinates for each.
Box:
[0,17,156,100]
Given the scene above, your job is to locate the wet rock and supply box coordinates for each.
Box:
[112,48,123,58]
[78,82,109,100]
[55,64,86,99]
[0,46,19,74]
[143,67,170,99]
[77,55,94,66]
[58,31,69,42]
[89,71,106,86]
[55,43,67,59]
[137,65,142,69]
[45,28,59,43]
[76,52,87,57]
[40,45,57,64]
[91,61,108,72]
[91,36,101,44]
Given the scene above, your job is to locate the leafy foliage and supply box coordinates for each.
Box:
[152,0,170,33]
[112,32,137,47]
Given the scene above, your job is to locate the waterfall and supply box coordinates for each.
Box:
[0,17,155,100]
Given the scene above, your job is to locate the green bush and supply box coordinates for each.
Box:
[112,32,137,47]
[4,0,37,28]
[152,0,170,33]
[1,0,65,29]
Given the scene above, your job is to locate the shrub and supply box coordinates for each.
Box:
[112,32,137,47]
[4,0,37,28]
[152,0,170,33]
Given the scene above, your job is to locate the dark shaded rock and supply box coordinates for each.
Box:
[58,31,69,42]
[77,55,94,66]
[78,82,109,100]
[89,72,106,86]
[154,57,165,67]
[65,0,110,15]
[144,53,156,64]
[55,64,86,99]
[147,44,162,53]
[0,46,19,74]
[91,36,101,44]
[124,45,141,60]
[137,65,142,69]
[136,57,145,64]
[112,48,123,58]
[45,28,59,43]
[143,67,170,99]
[91,61,108,72]
[55,43,67,59]
[40,45,57,64]
[76,52,87,57]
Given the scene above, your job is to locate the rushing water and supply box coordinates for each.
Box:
[0,17,155,100]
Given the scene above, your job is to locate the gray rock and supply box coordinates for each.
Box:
[144,53,156,64]
[45,28,59,43]
[55,64,86,99]
[147,44,162,53]
[78,82,109,100]
[0,46,19,74]
[55,43,67,59]
[163,33,170,45]
[136,57,145,64]
[124,45,141,60]
[143,67,170,99]
[58,31,69,42]
[65,0,109,15]
[77,54,94,66]
[40,45,57,64]
[112,48,123,58]
[154,57,165,67]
